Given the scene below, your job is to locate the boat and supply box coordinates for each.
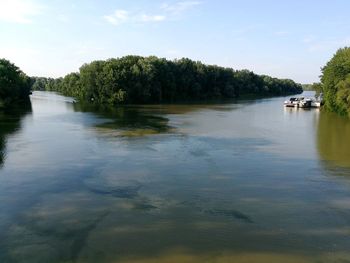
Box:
[311,100,322,108]
[298,98,312,108]
[311,94,324,108]
[284,97,303,107]
[284,96,323,109]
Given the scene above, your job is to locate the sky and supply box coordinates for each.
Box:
[0,0,349,83]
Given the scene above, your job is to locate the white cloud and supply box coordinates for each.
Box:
[161,1,202,14]
[104,10,166,26]
[0,0,42,24]
[140,14,166,22]
[104,9,129,26]
[104,1,202,26]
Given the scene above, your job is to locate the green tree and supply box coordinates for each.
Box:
[0,59,31,107]
[321,47,350,115]
[33,56,302,105]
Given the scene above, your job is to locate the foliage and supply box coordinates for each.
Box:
[31,77,54,91]
[0,59,31,106]
[301,84,313,91]
[335,75,350,114]
[305,82,324,99]
[32,56,303,104]
[320,47,350,115]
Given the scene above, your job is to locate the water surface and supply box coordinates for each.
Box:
[0,91,350,263]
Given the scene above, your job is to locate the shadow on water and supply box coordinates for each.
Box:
[317,111,350,170]
[204,209,254,223]
[0,102,32,167]
[73,103,173,137]
[72,98,262,138]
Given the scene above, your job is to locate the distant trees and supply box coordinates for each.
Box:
[302,84,313,91]
[30,77,53,91]
[301,83,323,99]
[0,59,31,107]
[310,82,323,99]
[31,56,303,104]
[313,47,350,116]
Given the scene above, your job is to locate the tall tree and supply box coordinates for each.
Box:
[321,47,350,115]
[0,59,31,107]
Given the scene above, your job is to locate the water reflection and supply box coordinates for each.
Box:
[74,103,173,137]
[317,111,350,168]
[0,103,32,167]
[1,92,350,263]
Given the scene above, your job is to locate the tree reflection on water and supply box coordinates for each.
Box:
[317,111,350,169]
[0,103,32,167]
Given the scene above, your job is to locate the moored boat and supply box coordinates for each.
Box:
[298,98,312,108]
[311,100,322,108]
[284,97,303,107]
[284,96,323,109]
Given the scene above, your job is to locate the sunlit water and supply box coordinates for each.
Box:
[0,91,350,263]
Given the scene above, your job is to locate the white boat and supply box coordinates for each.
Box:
[311,100,322,108]
[284,97,303,107]
[298,98,312,108]
[284,96,323,108]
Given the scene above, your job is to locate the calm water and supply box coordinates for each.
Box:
[0,91,350,263]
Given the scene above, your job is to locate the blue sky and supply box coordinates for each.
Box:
[0,0,349,83]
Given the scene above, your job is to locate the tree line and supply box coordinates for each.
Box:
[31,56,302,104]
[0,59,32,107]
[311,47,350,116]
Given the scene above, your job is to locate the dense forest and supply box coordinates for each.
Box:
[312,47,350,116]
[0,59,32,108]
[31,56,302,104]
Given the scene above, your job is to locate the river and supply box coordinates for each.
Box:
[0,91,350,263]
